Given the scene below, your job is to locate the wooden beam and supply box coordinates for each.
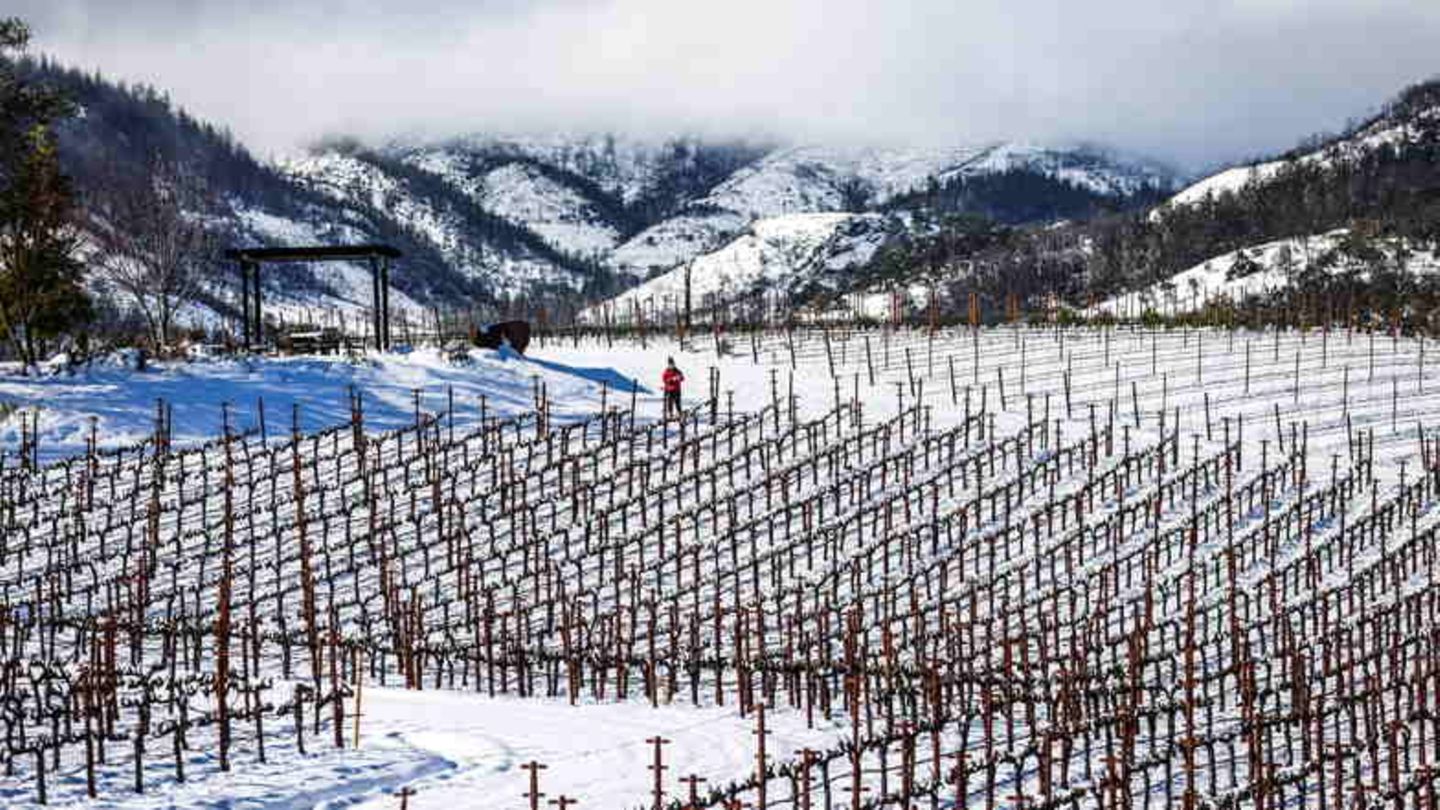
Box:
[381,255,391,351]
[224,244,402,262]
[252,261,264,348]
[240,261,252,350]
[370,255,382,351]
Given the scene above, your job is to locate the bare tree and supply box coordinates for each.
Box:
[90,156,216,352]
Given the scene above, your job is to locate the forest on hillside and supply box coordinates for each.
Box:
[850,79,1440,326]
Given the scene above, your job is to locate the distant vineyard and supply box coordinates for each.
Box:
[2,324,1439,808]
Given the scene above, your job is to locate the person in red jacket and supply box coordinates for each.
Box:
[662,357,685,419]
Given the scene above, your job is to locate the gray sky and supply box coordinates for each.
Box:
[15,0,1440,172]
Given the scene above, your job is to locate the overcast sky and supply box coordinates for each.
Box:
[14,0,1440,172]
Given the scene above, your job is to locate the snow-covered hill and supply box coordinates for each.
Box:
[1157,91,1440,214]
[283,151,590,296]
[584,213,899,323]
[290,135,1175,289]
[47,56,1175,325]
[608,141,1173,277]
[1093,230,1440,317]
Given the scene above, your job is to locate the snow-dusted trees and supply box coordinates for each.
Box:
[91,156,217,352]
[0,17,91,368]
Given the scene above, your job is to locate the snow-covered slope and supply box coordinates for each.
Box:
[407,133,745,206]
[1093,230,1440,317]
[289,135,1174,288]
[586,212,898,323]
[600,144,978,277]
[284,151,589,296]
[602,141,1174,277]
[401,150,623,258]
[1158,98,1440,213]
[953,142,1176,197]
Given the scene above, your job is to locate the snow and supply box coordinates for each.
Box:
[413,132,714,206]
[345,690,842,810]
[288,134,1173,286]
[952,142,1175,197]
[468,161,623,258]
[589,213,895,323]
[405,155,623,258]
[820,284,935,322]
[1092,230,1440,317]
[4,324,1440,807]
[0,346,652,461]
[5,685,842,810]
[706,143,1172,218]
[282,153,585,296]
[607,141,1172,278]
[608,209,752,278]
[1156,104,1439,214]
[1159,161,1287,210]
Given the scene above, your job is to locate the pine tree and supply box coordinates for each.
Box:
[0,18,90,367]
[0,126,90,366]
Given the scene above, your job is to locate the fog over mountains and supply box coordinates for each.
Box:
[33,57,1179,316]
[22,38,1440,330]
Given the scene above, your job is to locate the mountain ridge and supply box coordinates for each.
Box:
[19,53,1179,328]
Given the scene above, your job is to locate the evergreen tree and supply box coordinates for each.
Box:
[0,18,90,367]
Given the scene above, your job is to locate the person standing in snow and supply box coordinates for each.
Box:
[662,357,685,420]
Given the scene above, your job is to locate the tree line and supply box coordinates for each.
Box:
[842,78,1440,326]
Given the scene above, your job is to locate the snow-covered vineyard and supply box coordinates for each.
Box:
[2,325,1440,808]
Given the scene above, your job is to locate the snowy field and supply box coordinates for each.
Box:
[0,343,662,463]
[2,325,1440,808]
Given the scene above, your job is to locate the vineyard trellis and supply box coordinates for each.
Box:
[2,322,1440,807]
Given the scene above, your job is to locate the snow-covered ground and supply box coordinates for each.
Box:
[5,326,1438,808]
[346,691,842,810]
[0,345,651,461]
[9,686,842,809]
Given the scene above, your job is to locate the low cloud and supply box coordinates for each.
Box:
[15,0,1440,171]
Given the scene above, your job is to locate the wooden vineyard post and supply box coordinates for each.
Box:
[294,686,309,755]
[522,760,548,810]
[329,601,345,749]
[794,748,817,810]
[949,749,969,809]
[680,774,708,810]
[646,736,671,810]
[293,404,324,718]
[81,673,97,797]
[353,647,365,748]
[217,403,236,773]
[34,746,46,805]
[754,702,769,810]
[1417,765,1437,810]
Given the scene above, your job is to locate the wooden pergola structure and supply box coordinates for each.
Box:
[224,245,402,351]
